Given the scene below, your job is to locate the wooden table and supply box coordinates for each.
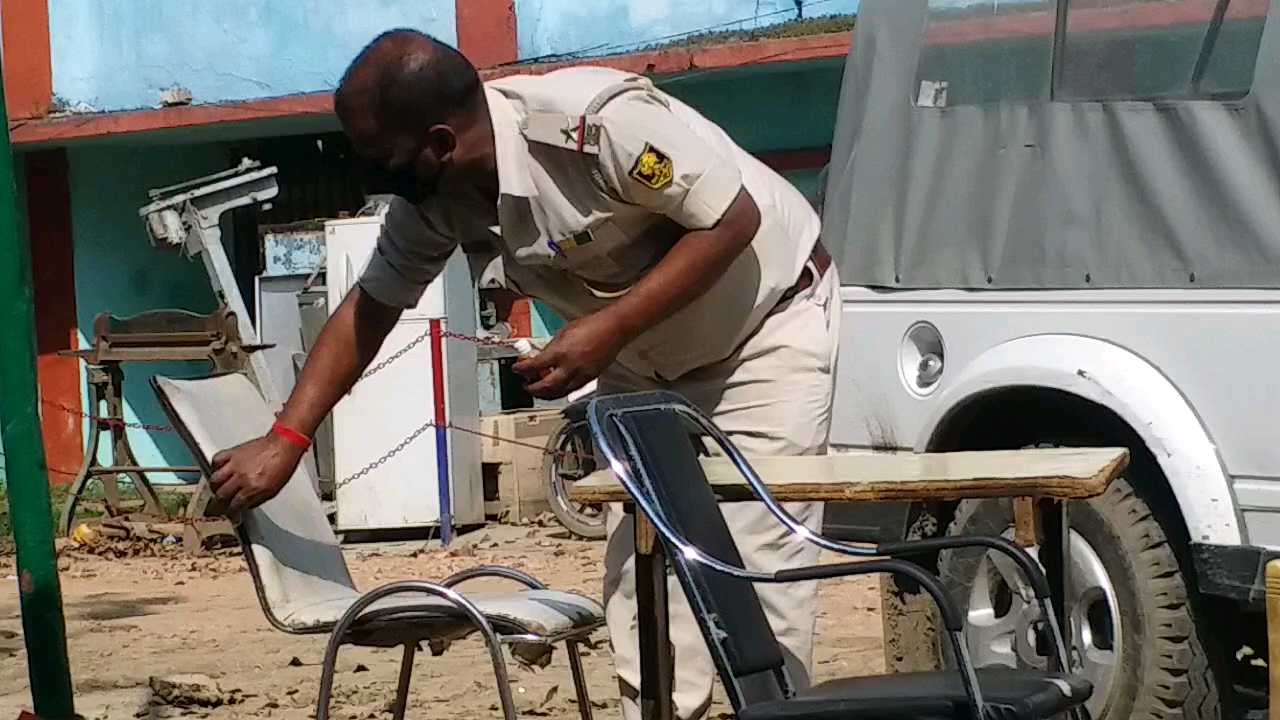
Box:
[569,447,1129,720]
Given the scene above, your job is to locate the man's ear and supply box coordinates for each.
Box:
[424,124,458,164]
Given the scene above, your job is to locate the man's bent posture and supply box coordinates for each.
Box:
[211,30,839,720]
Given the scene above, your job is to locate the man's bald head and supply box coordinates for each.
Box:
[335,29,482,157]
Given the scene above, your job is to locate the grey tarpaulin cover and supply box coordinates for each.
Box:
[821,0,1280,289]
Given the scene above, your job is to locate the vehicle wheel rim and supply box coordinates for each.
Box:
[964,529,1121,718]
[549,427,605,529]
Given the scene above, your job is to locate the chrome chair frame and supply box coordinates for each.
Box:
[582,392,1071,672]
[314,565,600,720]
[585,393,986,719]
[152,373,604,720]
[585,391,1094,720]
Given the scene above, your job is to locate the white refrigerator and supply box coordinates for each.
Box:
[324,214,483,538]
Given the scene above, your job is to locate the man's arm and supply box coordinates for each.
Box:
[209,195,454,512]
[277,286,402,435]
[513,189,760,397]
[209,287,401,512]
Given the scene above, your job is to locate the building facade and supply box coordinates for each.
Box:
[2,0,856,482]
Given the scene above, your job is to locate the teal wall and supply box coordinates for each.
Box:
[658,59,845,153]
[530,301,566,338]
[783,168,825,204]
[68,145,231,481]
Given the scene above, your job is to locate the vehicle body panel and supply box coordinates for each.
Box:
[831,287,1279,547]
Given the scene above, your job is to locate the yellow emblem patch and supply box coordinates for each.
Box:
[629,143,674,191]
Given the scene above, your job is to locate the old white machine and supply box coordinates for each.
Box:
[323,212,483,540]
[138,158,283,407]
[135,161,482,543]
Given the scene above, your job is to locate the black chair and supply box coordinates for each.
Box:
[585,391,1092,720]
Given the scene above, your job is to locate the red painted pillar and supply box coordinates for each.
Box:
[455,0,519,68]
[0,0,73,482]
[0,0,53,119]
[508,298,532,337]
[24,150,81,483]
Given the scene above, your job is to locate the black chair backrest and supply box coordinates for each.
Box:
[562,398,590,424]
[593,394,790,706]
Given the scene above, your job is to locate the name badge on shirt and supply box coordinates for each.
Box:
[548,230,593,257]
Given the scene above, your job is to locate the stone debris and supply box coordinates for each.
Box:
[142,674,246,714]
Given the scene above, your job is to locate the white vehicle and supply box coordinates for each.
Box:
[822,2,1277,719]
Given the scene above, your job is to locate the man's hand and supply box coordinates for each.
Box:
[202,284,401,516]
[510,190,762,399]
[512,311,627,399]
[209,433,308,514]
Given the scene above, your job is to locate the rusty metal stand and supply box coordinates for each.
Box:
[58,363,198,535]
[57,306,268,535]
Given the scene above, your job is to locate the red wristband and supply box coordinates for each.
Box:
[271,422,311,450]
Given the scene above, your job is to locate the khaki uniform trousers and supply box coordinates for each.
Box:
[599,264,841,720]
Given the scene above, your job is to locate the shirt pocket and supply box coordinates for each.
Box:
[551,214,633,289]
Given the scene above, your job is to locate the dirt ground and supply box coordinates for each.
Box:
[0,523,884,720]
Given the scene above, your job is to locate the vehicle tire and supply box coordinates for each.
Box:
[938,476,1220,720]
[542,418,606,540]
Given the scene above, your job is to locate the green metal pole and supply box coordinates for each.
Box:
[0,58,78,719]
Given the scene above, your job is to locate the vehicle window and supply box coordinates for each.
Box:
[915,0,1059,107]
[1056,0,1269,101]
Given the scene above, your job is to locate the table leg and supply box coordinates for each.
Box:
[633,507,674,720]
[1265,559,1280,720]
[1037,498,1071,672]
[1013,497,1037,548]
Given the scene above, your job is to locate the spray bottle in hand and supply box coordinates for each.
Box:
[511,338,551,381]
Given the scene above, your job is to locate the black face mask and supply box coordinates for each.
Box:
[359,163,422,205]
[356,156,430,205]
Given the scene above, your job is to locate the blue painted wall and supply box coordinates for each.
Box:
[515,0,858,60]
[49,1,457,112]
[68,144,234,481]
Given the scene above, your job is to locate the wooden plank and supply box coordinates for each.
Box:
[568,447,1128,504]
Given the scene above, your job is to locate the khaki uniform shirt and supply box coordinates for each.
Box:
[359,66,820,382]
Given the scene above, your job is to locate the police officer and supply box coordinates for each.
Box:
[210,30,839,720]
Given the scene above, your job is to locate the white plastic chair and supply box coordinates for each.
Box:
[153,373,604,720]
